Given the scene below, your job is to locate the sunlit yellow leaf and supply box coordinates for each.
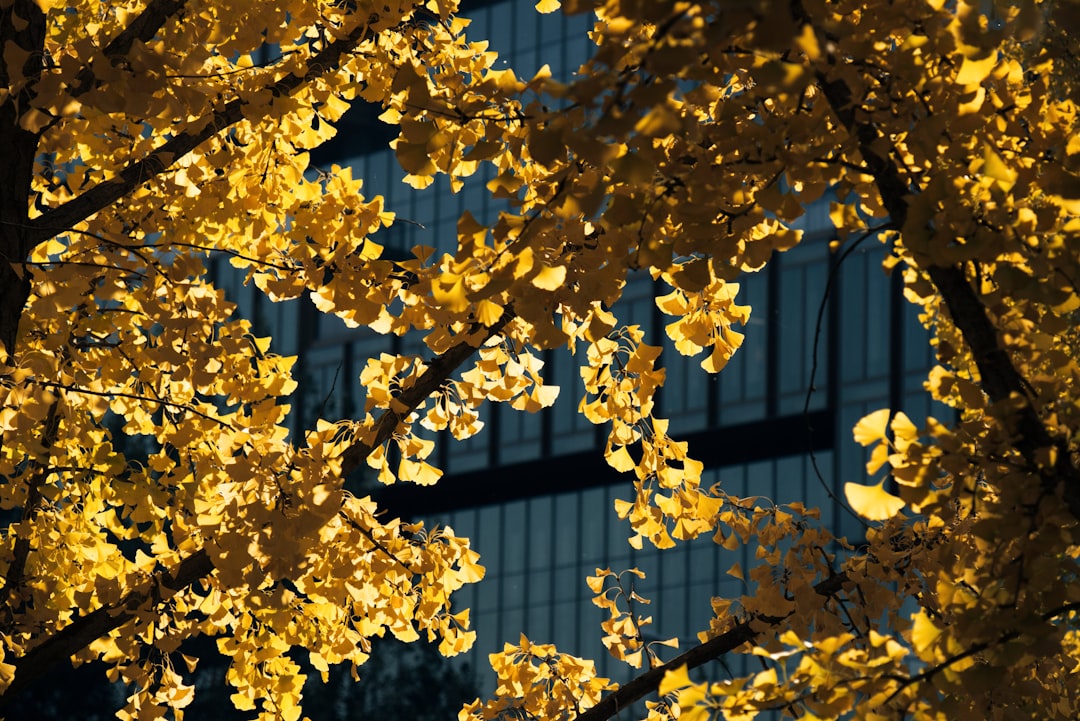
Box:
[866,442,890,475]
[533,385,560,408]
[680,703,709,721]
[659,665,692,696]
[955,53,997,85]
[853,409,891,446]
[752,666,778,688]
[0,662,15,686]
[532,264,567,290]
[982,144,1017,191]
[433,274,470,313]
[476,298,505,325]
[13,3,1080,719]
[700,343,732,373]
[400,458,443,485]
[890,411,919,452]
[844,481,905,521]
[606,444,635,472]
[910,610,943,653]
[459,549,486,583]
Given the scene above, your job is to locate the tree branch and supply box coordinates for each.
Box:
[25,15,376,246]
[800,3,1080,517]
[576,567,1080,721]
[0,398,62,625]
[339,308,515,476]
[882,599,1080,706]
[574,571,851,721]
[0,547,214,706]
[0,0,48,361]
[65,0,189,102]
[925,264,1080,513]
[0,308,514,706]
[574,622,757,721]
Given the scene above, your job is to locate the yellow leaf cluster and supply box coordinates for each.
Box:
[3,0,1080,718]
[587,568,676,669]
[461,635,615,721]
[656,269,751,374]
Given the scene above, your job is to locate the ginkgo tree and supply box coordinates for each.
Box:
[1,0,1078,719]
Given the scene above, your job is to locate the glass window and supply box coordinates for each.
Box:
[499,407,542,464]
[500,607,524,647]
[502,500,527,570]
[686,583,717,647]
[717,463,746,499]
[554,566,582,603]
[661,544,689,587]
[536,12,568,79]
[579,487,607,564]
[475,574,499,614]
[630,551,660,594]
[475,505,501,562]
[746,459,777,500]
[606,486,633,566]
[689,537,718,586]
[463,6,489,39]
[446,403,492,474]
[473,609,499,672]
[553,492,580,567]
[454,579,477,618]
[528,495,554,567]
[777,242,830,414]
[501,572,527,611]
[549,348,598,455]
[775,455,807,506]
[842,245,891,384]
[802,450,835,531]
[512,3,536,62]
[719,274,768,424]
[451,508,478,543]
[579,601,608,674]
[525,597,551,641]
[552,600,579,654]
[654,586,687,650]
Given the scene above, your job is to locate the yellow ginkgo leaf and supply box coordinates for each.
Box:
[910,610,943,653]
[752,666,778,689]
[955,53,997,85]
[982,144,1017,191]
[532,385,560,408]
[605,444,635,472]
[866,442,890,475]
[844,481,905,521]
[535,0,560,13]
[532,264,566,290]
[458,550,486,583]
[680,699,709,721]
[433,274,470,313]
[658,664,692,696]
[700,343,734,374]
[890,411,919,451]
[852,408,891,446]
[475,298,505,326]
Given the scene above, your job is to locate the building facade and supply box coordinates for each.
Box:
[208,0,939,688]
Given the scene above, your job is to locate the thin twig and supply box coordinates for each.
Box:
[803,224,892,528]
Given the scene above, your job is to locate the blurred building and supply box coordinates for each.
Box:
[209,0,938,686]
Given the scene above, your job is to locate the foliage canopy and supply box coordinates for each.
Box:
[1,0,1079,719]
